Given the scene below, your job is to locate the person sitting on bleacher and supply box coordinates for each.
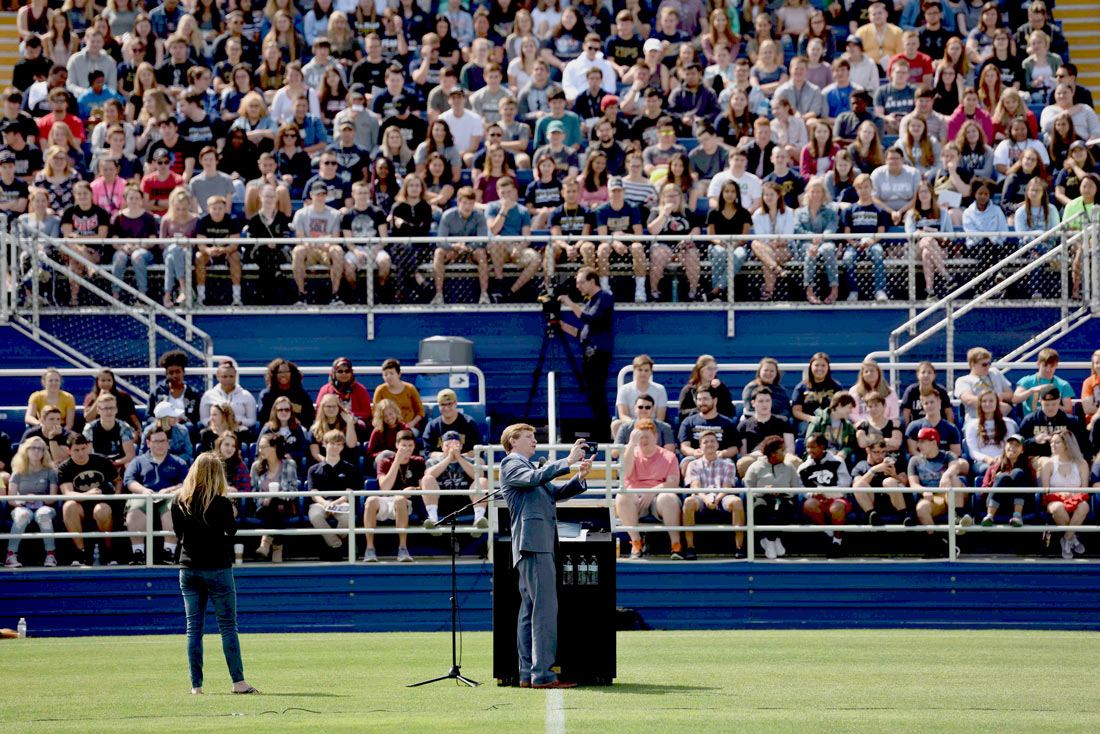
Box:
[59,433,118,566]
[200,360,258,435]
[305,431,360,563]
[316,357,373,425]
[421,429,489,537]
[1012,348,1076,417]
[4,436,60,569]
[905,390,963,459]
[909,427,971,557]
[123,425,188,565]
[142,403,193,464]
[743,434,801,559]
[852,437,913,526]
[249,432,298,563]
[1040,429,1091,560]
[193,195,244,306]
[362,429,414,562]
[431,186,491,305]
[257,396,315,465]
[682,430,742,560]
[618,418,685,560]
[421,388,481,460]
[83,393,137,474]
[614,394,677,458]
[799,432,853,557]
[804,392,858,465]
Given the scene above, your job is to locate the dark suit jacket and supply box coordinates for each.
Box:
[500,453,586,567]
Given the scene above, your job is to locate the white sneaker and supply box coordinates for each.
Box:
[5,552,20,568]
[845,291,859,302]
[430,292,444,305]
[957,513,973,536]
[43,553,57,567]
[1072,535,1086,555]
[634,288,647,303]
[396,547,413,562]
[761,538,777,560]
[874,289,887,302]
[471,515,489,539]
[773,538,787,557]
[231,294,244,306]
[1061,536,1074,560]
[362,547,378,562]
[478,291,491,304]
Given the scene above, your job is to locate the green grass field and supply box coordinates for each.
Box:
[3,629,1100,733]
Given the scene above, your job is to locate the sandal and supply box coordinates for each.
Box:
[232,686,261,694]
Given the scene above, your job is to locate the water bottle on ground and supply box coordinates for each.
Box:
[92,544,101,566]
[17,618,26,639]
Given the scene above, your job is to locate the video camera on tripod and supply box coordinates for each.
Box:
[536,280,573,323]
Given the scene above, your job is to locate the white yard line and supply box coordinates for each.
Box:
[546,688,565,734]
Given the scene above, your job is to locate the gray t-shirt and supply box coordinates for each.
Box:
[615,379,669,416]
[413,141,462,172]
[10,467,59,510]
[871,164,921,212]
[437,207,488,250]
[952,369,1013,420]
[689,146,728,182]
[188,172,236,214]
[469,86,510,125]
[292,205,343,238]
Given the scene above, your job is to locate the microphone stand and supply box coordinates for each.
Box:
[406,483,511,688]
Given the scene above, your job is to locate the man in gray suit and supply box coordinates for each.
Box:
[499,424,592,689]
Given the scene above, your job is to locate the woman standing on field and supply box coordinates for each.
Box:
[172,452,260,695]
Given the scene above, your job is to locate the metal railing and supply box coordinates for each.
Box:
[3,227,215,394]
[865,215,1100,387]
[1,228,1079,338]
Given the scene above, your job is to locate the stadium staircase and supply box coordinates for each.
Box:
[0,14,16,88]
[1056,1,1100,101]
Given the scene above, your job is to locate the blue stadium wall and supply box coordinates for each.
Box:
[3,561,1100,637]
[2,307,1099,435]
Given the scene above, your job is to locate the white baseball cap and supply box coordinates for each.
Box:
[153,401,185,419]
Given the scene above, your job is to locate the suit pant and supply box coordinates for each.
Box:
[516,550,558,685]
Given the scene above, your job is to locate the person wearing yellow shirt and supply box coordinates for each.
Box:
[372,358,426,434]
[856,2,903,71]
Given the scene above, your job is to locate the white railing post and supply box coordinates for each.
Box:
[145,494,155,567]
[0,226,8,322]
[726,236,735,337]
[547,371,557,462]
[944,301,954,387]
[745,489,755,561]
[946,487,957,562]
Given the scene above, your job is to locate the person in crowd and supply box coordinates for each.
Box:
[432,186,490,305]
[291,181,345,306]
[612,355,668,436]
[804,392,859,465]
[961,177,1008,277]
[965,389,1019,478]
[1040,429,1090,559]
[58,433,118,566]
[793,177,840,304]
[839,174,889,302]
[173,451,260,695]
[256,396,314,465]
[200,360,258,433]
[4,436,60,568]
[750,181,795,302]
[850,360,900,425]
[905,391,963,459]
[247,432,297,563]
[953,347,1014,421]
[310,393,360,466]
[365,398,409,473]
[362,429,418,562]
[20,405,71,468]
[978,433,1031,528]
[147,351,201,428]
[143,403,194,464]
[704,174,754,301]
[646,181,702,301]
[124,425,189,566]
[736,386,796,478]
[82,392,136,473]
[618,419,685,560]
[741,357,792,420]
[1018,385,1089,470]
[59,180,110,307]
[194,195,244,306]
[791,353,845,428]
[855,391,906,466]
[315,357,372,424]
[852,438,912,526]
[900,361,954,427]
[743,435,801,559]
[679,354,736,420]
[799,432,853,557]
[1013,349,1076,416]
[26,366,77,431]
[680,385,741,476]
[909,427,971,557]
[613,394,678,457]
[371,359,424,436]
[904,180,954,297]
[257,358,315,429]
[109,184,159,299]
[158,188,198,307]
[307,429,360,558]
[682,430,743,560]
[1081,349,1100,425]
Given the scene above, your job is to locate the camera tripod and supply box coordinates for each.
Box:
[522,315,594,427]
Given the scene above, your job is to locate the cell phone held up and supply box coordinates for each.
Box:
[582,442,599,457]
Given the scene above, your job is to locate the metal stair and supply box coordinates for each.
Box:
[1056,1,1100,103]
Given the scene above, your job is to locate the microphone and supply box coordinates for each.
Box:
[536,456,546,468]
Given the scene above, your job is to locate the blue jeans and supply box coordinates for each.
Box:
[164,244,188,294]
[180,567,244,688]
[707,243,750,292]
[111,248,156,294]
[791,241,839,287]
[841,241,886,296]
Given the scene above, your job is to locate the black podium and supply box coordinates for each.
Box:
[492,506,616,686]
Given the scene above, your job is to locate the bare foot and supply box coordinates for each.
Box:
[232,681,260,694]
[824,287,838,304]
[805,287,821,304]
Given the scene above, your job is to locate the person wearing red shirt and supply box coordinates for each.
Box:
[889,31,934,88]
[315,357,373,424]
[36,88,85,143]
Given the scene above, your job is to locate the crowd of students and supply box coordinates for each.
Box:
[4,0,1097,307]
[3,345,1100,566]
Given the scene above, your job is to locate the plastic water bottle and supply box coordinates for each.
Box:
[577,557,590,586]
[17,618,26,639]
[588,556,599,586]
[670,277,680,302]
[562,556,574,586]
[92,545,101,567]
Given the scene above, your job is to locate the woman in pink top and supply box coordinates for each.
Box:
[576,149,609,208]
[90,157,128,218]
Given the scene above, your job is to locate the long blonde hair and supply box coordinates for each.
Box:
[11,436,54,475]
[854,359,890,400]
[372,398,400,432]
[312,393,348,442]
[164,187,195,223]
[176,451,229,519]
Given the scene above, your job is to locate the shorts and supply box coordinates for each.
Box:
[301,246,336,267]
[372,495,399,523]
[125,495,172,514]
[1043,493,1089,514]
[345,245,380,270]
[504,243,539,266]
[808,494,852,514]
[65,496,116,527]
[624,491,662,520]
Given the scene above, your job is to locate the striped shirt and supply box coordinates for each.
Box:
[685,456,737,490]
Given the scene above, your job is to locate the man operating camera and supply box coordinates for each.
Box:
[557,266,614,440]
